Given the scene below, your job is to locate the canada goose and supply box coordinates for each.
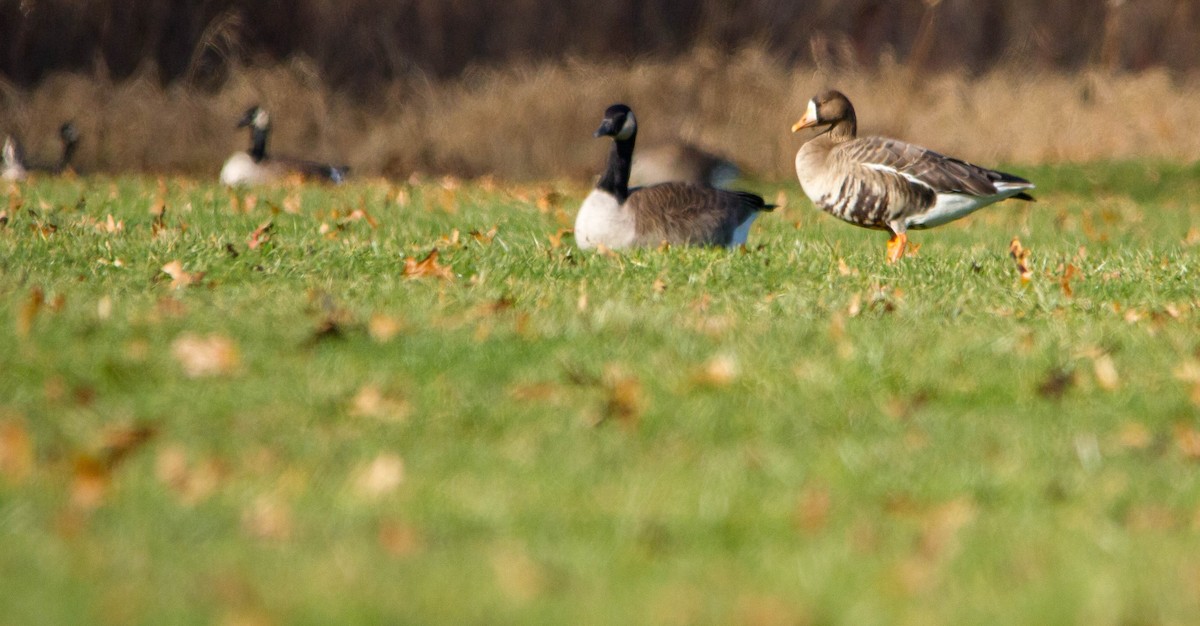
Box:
[1,123,78,180]
[629,141,740,188]
[575,104,773,250]
[56,122,79,174]
[1,135,26,182]
[791,90,1034,263]
[219,105,348,186]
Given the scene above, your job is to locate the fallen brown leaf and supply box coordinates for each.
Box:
[1059,263,1078,297]
[1115,422,1152,450]
[378,521,423,558]
[600,366,643,427]
[282,192,302,214]
[348,385,411,422]
[1175,424,1200,460]
[693,353,739,387]
[0,419,34,484]
[547,228,573,250]
[241,496,292,541]
[536,190,563,213]
[71,455,110,511]
[402,248,454,281]
[1037,367,1075,399]
[352,454,406,499]
[490,543,546,603]
[367,314,405,343]
[171,333,240,378]
[470,226,498,244]
[247,220,273,250]
[1093,354,1120,391]
[1009,237,1032,283]
[794,486,831,534]
[154,443,223,501]
[161,260,204,289]
[15,286,44,337]
[101,424,158,468]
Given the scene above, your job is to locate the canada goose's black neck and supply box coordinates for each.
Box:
[249,126,269,162]
[597,132,635,202]
[59,139,77,172]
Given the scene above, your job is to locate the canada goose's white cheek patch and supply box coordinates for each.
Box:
[615,113,637,141]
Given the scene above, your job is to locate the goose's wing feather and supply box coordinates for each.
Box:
[840,137,1031,197]
[273,156,349,183]
[625,183,772,246]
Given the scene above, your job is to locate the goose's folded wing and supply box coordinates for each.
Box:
[840,137,1029,197]
[625,183,770,244]
[275,156,349,183]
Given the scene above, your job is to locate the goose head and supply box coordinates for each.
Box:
[59,122,80,146]
[594,104,637,141]
[791,90,857,137]
[237,105,271,132]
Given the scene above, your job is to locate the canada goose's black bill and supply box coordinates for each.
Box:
[594,119,615,138]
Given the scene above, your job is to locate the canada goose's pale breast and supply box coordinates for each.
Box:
[1,165,26,182]
[220,152,276,186]
[575,189,636,249]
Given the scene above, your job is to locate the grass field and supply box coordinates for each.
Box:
[2,162,1200,625]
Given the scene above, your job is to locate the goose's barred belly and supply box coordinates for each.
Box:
[818,173,937,230]
[820,177,890,229]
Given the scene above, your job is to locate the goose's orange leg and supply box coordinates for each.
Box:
[885,232,908,264]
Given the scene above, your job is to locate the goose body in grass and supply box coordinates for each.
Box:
[575,104,773,250]
[220,106,348,186]
[630,140,740,189]
[791,90,1034,262]
[2,123,81,180]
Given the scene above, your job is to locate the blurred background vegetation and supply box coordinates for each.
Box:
[1,0,1198,178]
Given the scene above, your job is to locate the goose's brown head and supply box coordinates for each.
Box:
[791,90,856,133]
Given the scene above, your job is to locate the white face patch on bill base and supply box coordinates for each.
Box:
[615,112,637,141]
[805,99,818,125]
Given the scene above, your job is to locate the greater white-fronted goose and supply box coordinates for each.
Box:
[575,104,773,250]
[1,136,26,182]
[630,141,740,189]
[219,106,348,186]
[791,90,1035,263]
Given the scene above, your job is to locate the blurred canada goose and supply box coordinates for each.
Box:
[575,104,773,250]
[55,122,79,174]
[629,141,740,188]
[1,135,26,182]
[791,90,1034,263]
[219,105,348,186]
[1,123,77,180]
